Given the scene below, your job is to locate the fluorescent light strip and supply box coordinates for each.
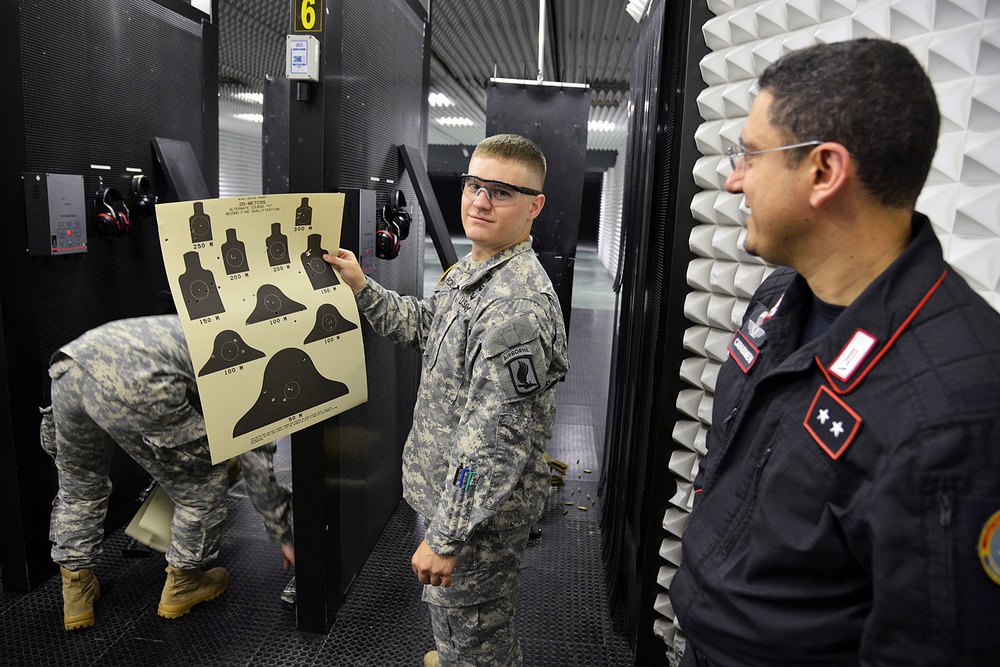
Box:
[437,117,473,126]
[429,92,453,107]
[234,92,264,104]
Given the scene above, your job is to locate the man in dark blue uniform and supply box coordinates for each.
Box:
[671,39,1000,665]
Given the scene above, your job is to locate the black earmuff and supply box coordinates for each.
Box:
[375,189,411,260]
[130,174,156,215]
[94,187,130,237]
[389,189,411,240]
[375,216,400,260]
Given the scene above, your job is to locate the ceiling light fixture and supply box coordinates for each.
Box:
[234,92,264,104]
[437,117,473,127]
[428,92,453,107]
[233,113,264,123]
[625,0,652,23]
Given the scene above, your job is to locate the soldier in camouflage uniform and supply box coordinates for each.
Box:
[39,315,294,631]
[325,134,569,667]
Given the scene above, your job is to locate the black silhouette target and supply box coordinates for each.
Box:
[233,348,349,437]
[295,197,312,226]
[221,228,249,275]
[246,284,306,324]
[178,251,225,319]
[199,330,265,376]
[300,233,340,290]
[266,222,290,266]
[189,202,213,243]
[304,304,358,343]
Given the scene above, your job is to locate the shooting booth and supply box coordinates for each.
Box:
[265,0,431,632]
[0,0,218,593]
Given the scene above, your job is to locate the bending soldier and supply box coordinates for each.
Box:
[40,315,294,631]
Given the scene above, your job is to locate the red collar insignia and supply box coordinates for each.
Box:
[803,385,862,460]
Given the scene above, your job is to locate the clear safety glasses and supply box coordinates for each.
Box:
[460,174,542,207]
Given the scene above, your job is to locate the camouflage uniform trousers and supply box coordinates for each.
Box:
[42,357,227,571]
[423,523,532,667]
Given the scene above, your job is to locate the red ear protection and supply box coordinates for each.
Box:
[376,218,400,260]
[375,189,411,260]
[95,187,130,237]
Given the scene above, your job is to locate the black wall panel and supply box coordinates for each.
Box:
[334,0,426,601]
[23,1,209,381]
[426,146,614,247]
[286,0,428,631]
[485,82,589,331]
[599,0,711,661]
[485,83,589,257]
[0,0,216,591]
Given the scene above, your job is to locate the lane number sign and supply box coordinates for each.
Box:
[294,0,322,32]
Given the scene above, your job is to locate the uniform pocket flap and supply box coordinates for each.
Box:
[482,314,540,359]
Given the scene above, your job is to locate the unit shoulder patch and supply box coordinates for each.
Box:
[979,510,1000,587]
[505,350,540,395]
[483,314,544,402]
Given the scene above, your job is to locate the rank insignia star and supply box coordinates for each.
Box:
[803,385,862,460]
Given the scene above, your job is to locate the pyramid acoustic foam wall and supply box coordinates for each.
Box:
[654,0,1000,657]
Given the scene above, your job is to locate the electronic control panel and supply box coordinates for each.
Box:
[23,172,88,256]
[341,188,377,273]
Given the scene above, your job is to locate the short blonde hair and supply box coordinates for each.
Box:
[472,134,547,190]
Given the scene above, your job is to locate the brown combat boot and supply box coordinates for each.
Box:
[156,564,229,619]
[60,566,100,631]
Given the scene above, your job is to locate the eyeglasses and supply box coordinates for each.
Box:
[726,140,824,172]
[460,174,542,206]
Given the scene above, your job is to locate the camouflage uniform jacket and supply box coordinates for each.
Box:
[59,315,206,447]
[357,239,569,555]
[56,315,293,544]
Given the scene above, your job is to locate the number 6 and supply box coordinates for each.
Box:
[301,0,316,30]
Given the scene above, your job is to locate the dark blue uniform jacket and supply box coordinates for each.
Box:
[671,214,1000,666]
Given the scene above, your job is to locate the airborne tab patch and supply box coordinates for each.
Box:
[803,385,862,460]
